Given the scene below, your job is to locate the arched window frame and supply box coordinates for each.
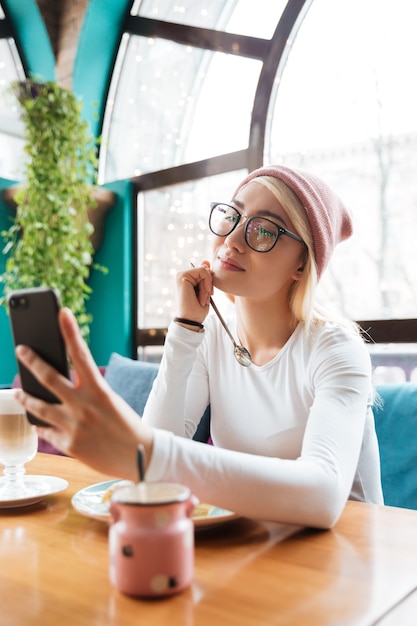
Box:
[101,0,417,353]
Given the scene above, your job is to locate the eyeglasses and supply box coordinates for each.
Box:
[209,203,305,253]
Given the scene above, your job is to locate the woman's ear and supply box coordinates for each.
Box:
[292,266,304,281]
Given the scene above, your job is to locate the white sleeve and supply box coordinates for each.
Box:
[144,326,378,529]
[141,321,209,438]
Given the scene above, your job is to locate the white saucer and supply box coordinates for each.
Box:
[72,479,239,529]
[0,475,68,508]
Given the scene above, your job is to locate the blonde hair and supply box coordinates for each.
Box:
[250,176,358,333]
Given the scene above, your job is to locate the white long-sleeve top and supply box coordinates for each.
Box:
[142,316,383,528]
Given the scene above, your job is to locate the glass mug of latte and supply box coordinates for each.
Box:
[0,389,38,499]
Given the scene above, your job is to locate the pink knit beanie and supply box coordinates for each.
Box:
[234,165,353,279]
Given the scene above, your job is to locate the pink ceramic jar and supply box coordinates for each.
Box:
[109,482,197,597]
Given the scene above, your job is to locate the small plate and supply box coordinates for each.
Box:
[72,479,238,529]
[193,505,239,529]
[0,475,69,509]
[72,479,119,522]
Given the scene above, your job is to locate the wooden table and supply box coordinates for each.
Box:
[1,454,417,626]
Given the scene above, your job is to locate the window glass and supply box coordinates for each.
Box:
[0,39,25,179]
[265,0,417,321]
[369,343,417,384]
[100,34,260,182]
[137,169,246,328]
[134,0,286,38]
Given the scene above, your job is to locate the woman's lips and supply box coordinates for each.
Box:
[217,256,244,271]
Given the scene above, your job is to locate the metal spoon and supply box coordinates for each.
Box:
[190,263,251,367]
[137,443,145,483]
[136,444,147,499]
[209,296,252,367]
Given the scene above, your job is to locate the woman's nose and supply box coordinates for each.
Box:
[224,221,246,251]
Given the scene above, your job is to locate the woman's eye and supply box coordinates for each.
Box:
[256,225,276,240]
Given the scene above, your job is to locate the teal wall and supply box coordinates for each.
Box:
[2,0,55,79]
[73,0,133,137]
[0,178,135,383]
[0,179,18,385]
[88,180,134,366]
[72,0,135,367]
[0,0,136,385]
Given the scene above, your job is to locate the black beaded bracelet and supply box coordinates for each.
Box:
[173,317,204,329]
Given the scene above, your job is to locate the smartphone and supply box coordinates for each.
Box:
[8,287,70,426]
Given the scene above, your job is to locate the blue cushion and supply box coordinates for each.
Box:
[104,352,211,442]
[374,383,417,510]
[104,353,159,416]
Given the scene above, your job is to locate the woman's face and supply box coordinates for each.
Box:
[211,181,306,302]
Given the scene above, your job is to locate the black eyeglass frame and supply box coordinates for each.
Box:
[209,202,305,253]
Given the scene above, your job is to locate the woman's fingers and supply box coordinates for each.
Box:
[15,345,74,404]
[13,306,155,480]
[15,307,100,401]
[176,262,213,314]
[194,262,213,307]
[58,308,101,386]
[13,386,68,429]
[39,389,153,480]
[14,307,105,423]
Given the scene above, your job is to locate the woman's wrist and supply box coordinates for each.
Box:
[173,317,204,332]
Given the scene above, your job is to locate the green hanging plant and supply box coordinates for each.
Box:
[0,78,107,340]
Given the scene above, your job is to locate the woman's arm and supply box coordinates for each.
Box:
[142,321,209,438]
[144,393,369,530]
[13,262,214,472]
[14,308,153,481]
[14,309,379,529]
[143,328,379,529]
[142,262,213,436]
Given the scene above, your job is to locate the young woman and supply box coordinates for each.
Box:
[15,165,383,528]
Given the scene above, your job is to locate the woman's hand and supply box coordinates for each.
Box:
[14,308,153,481]
[175,260,214,323]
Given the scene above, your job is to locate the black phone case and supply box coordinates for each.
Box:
[8,287,70,427]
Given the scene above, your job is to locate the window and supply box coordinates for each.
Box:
[100,35,261,181]
[0,5,26,180]
[134,0,286,37]
[137,169,245,329]
[266,0,417,322]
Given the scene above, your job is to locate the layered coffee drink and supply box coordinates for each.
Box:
[0,390,37,466]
